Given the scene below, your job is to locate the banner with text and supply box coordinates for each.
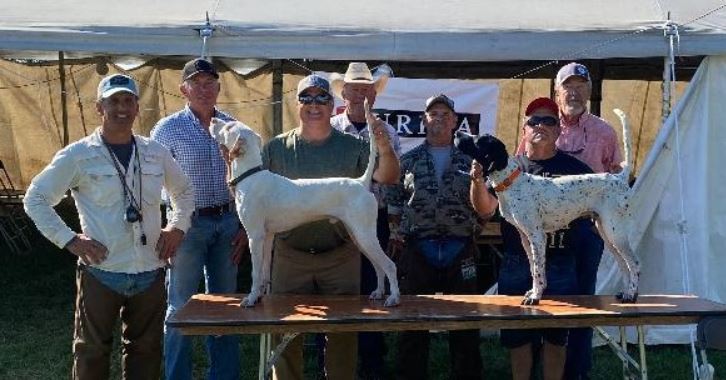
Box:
[325,75,499,153]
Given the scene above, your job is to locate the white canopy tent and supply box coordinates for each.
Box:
[1,0,725,61]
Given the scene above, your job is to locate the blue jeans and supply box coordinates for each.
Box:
[85,266,162,297]
[164,212,240,380]
[565,223,604,379]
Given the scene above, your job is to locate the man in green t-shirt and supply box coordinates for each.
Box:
[261,74,399,380]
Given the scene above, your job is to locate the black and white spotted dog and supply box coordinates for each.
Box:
[455,109,639,305]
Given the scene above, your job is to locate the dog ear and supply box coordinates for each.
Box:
[229,136,247,159]
[490,137,509,172]
[226,127,241,148]
[454,131,476,155]
[209,118,226,140]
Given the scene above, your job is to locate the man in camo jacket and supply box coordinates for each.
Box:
[386,94,484,380]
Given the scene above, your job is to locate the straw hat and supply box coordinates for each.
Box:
[329,62,392,99]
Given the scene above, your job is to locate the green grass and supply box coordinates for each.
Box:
[2,207,725,379]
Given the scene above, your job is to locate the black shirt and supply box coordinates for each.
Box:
[500,151,594,257]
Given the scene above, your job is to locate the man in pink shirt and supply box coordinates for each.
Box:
[555,62,617,380]
[555,62,622,174]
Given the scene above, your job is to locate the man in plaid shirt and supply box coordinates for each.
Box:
[151,58,247,380]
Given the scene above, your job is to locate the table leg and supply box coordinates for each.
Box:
[259,332,300,380]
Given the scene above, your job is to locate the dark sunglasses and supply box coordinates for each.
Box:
[298,93,332,105]
[525,115,559,127]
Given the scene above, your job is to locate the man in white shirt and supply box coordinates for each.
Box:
[329,62,401,379]
[23,74,194,380]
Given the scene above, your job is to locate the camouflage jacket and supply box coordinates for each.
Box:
[386,141,482,239]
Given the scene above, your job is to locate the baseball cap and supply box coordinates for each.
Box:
[425,94,455,112]
[555,62,591,86]
[97,74,138,100]
[296,74,330,96]
[524,97,559,116]
[182,58,219,81]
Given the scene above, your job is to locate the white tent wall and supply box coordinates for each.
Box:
[596,55,726,344]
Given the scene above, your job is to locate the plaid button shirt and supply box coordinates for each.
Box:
[151,105,235,208]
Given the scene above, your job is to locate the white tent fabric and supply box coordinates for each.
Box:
[0,0,725,60]
[595,55,726,344]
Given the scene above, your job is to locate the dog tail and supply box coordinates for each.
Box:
[358,99,378,188]
[613,108,631,181]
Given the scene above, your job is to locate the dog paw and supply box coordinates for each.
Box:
[616,292,639,303]
[241,294,260,308]
[384,294,400,307]
[521,290,541,305]
[521,297,540,306]
[369,289,385,300]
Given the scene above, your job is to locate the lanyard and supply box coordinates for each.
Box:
[102,136,147,245]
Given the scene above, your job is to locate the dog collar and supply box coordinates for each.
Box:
[493,168,521,192]
[228,166,263,187]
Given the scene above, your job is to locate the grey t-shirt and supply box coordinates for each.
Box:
[427,145,452,186]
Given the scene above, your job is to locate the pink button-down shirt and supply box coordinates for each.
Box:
[557,112,622,174]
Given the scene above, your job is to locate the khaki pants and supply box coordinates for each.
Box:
[270,239,360,380]
[72,265,165,380]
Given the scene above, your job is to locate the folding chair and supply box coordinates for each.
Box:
[0,159,33,255]
[695,317,726,380]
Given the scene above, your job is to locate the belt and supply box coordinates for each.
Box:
[195,202,233,217]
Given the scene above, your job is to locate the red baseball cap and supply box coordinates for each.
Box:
[524,97,559,116]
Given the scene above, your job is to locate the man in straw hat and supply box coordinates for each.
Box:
[330,62,401,379]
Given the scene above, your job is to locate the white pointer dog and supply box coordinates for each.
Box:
[454,109,639,305]
[209,116,400,307]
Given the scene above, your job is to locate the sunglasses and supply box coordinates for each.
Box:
[298,93,332,105]
[525,115,559,128]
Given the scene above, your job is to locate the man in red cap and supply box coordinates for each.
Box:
[515,63,620,379]
[470,97,600,380]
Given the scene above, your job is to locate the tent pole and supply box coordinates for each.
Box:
[589,60,604,117]
[58,51,69,146]
[662,57,672,123]
[272,60,283,136]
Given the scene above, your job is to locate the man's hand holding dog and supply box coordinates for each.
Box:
[157,227,185,261]
[469,160,498,219]
[371,122,392,153]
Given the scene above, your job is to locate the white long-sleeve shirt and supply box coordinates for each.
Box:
[24,129,195,273]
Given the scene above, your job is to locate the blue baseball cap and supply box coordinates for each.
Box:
[556,62,591,86]
[296,74,330,96]
[97,74,138,100]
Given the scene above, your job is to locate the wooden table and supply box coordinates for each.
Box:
[168,294,726,379]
